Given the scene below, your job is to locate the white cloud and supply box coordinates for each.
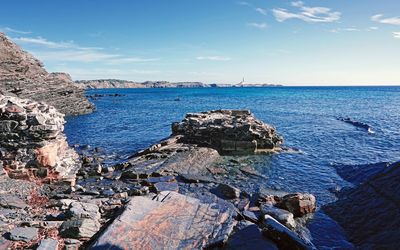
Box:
[247,22,267,29]
[0,27,31,34]
[12,35,158,64]
[393,32,400,39]
[273,1,341,23]
[330,27,360,33]
[196,56,231,61]
[255,8,267,16]
[371,14,400,25]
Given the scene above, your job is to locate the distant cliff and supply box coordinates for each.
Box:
[75,80,210,89]
[0,32,94,116]
[75,79,282,89]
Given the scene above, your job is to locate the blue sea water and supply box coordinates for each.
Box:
[65,86,400,248]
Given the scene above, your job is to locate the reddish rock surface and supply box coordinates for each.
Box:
[277,193,316,217]
[92,191,237,249]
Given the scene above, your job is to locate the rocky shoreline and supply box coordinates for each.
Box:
[0,100,317,249]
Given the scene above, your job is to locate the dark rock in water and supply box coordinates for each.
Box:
[239,165,261,176]
[9,227,38,242]
[91,191,236,249]
[333,162,389,186]
[216,183,241,199]
[171,110,283,154]
[324,160,400,248]
[262,215,314,250]
[60,219,101,239]
[226,222,278,250]
[337,117,374,133]
[277,193,316,217]
[0,33,94,116]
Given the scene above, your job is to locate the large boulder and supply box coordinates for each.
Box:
[172,110,283,154]
[277,193,316,217]
[91,191,237,249]
[0,32,94,116]
[0,95,80,183]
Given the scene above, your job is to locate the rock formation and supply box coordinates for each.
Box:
[0,95,80,183]
[172,110,283,154]
[0,32,94,116]
[324,160,400,248]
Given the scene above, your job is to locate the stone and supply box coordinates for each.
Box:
[239,165,261,176]
[0,195,27,209]
[9,227,38,242]
[0,33,94,116]
[262,215,313,250]
[67,201,100,220]
[153,182,179,192]
[37,238,58,250]
[226,223,278,250]
[171,110,283,154]
[91,191,236,249]
[60,219,101,239]
[242,210,259,223]
[217,183,241,199]
[261,204,296,229]
[277,193,316,217]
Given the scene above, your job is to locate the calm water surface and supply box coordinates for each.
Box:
[65,87,400,248]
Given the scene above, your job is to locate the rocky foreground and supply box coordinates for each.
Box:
[0,101,317,249]
[0,33,94,116]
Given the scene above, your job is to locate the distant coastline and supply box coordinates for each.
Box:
[75,79,282,89]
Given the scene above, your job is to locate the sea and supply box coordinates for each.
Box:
[65,86,400,248]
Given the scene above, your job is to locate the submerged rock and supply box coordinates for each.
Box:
[171,110,283,154]
[91,191,237,249]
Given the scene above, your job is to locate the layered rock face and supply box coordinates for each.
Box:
[75,79,210,89]
[172,110,283,154]
[0,95,80,183]
[0,32,94,116]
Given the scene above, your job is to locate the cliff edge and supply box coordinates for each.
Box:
[0,33,94,116]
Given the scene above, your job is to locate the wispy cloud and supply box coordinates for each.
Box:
[330,27,360,33]
[371,14,400,25]
[273,1,341,23]
[238,1,267,16]
[255,8,267,16]
[0,26,32,34]
[393,32,400,39]
[247,22,267,29]
[13,35,158,64]
[196,56,231,61]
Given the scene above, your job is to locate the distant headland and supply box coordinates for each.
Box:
[75,79,283,89]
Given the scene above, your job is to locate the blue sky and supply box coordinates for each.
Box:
[1,0,400,85]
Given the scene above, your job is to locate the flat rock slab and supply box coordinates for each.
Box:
[92,191,236,249]
[9,227,38,242]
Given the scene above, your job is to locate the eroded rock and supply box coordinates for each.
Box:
[277,193,316,217]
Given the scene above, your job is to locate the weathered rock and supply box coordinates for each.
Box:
[8,227,38,242]
[242,210,259,223]
[226,222,278,250]
[67,201,100,220]
[0,33,94,116]
[217,183,241,199]
[37,238,58,250]
[153,182,179,192]
[171,110,283,154]
[0,95,80,182]
[261,204,296,229]
[91,191,236,249]
[60,219,101,239]
[0,194,27,209]
[277,193,316,217]
[262,215,313,250]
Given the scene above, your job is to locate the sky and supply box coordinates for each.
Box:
[1,0,400,85]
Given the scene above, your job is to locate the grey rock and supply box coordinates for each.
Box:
[9,227,38,242]
[37,238,58,250]
[261,204,296,229]
[217,183,241,199]
[68,201,100,220]
[0,195,27,209]
[60,219,101,239]
[226,223,278,250]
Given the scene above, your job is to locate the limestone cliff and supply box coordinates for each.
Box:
[0,32,94,116]
[75,79,210,89]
